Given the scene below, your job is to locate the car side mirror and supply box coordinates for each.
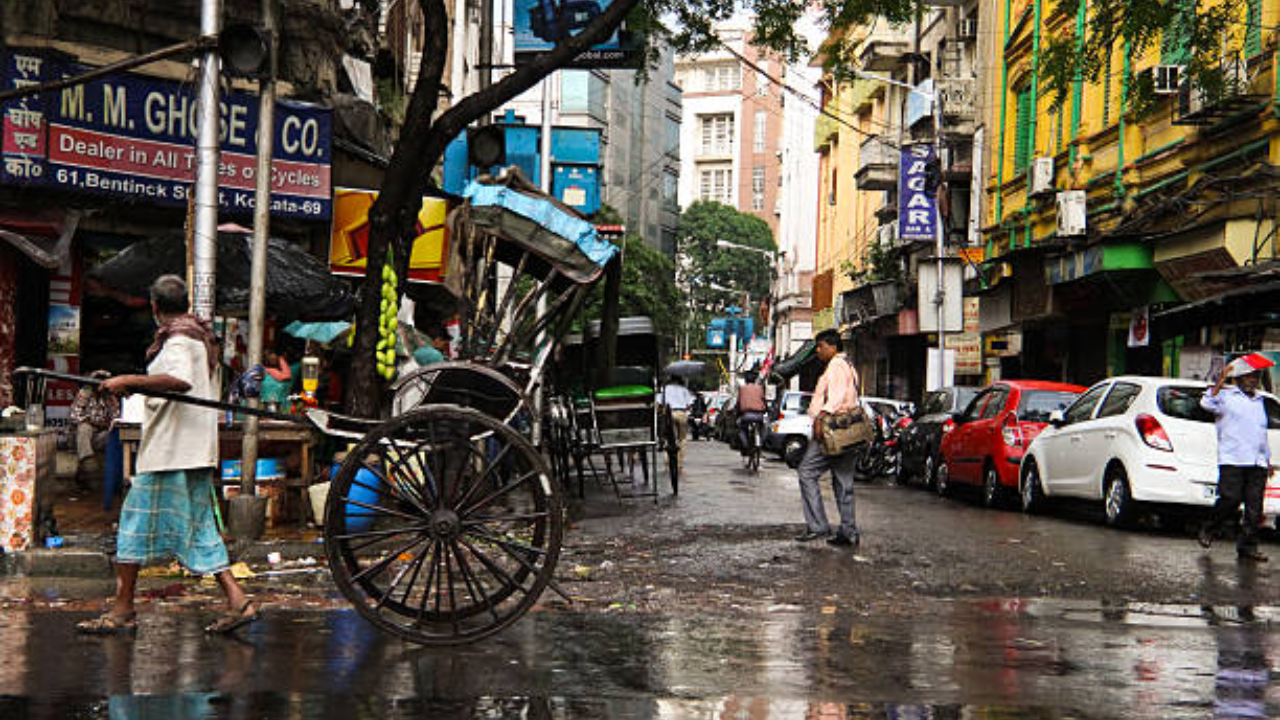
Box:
[950,412,968,426]
[1048,410,1066,427]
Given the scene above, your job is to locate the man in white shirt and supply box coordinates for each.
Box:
[661,376,695,475]
[80,275,258,635]
[1198,355,1275,562]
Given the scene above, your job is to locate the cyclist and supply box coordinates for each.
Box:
[736,371,767,459]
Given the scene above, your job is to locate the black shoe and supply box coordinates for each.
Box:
[794,531,830,542]
[826,534,858,548]
[1238,549,1269,563]
[1198,524,1215,549]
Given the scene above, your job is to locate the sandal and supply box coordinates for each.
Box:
[204,599,260,634]
[76,611,137,635]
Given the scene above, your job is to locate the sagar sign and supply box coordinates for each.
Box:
[1,49,332,219]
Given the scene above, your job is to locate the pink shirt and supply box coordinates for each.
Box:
[810,355,860,417]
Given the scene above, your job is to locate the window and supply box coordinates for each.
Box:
[1096,382,1142,419]
[951,387,980,413]
[960,390,989,422]
[981,386,1009,419]
[698,165,732,203]
[1161,0,1195,65]
[755,69,769,96]
[1245,0,1263,57]
[1012,86,1034,174]
[702,63,741,91]
[921,391,945,416]
[753,111,766,153]
[752,166,765,210]
[699,114,734,155]
[1021,390,1083,423]
[1063,384,1109,424]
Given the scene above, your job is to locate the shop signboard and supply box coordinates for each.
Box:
[513,0,640,67]
[897,143,938,241]
[329,188,451,283]
[952,297,982,375]
[1,49,332,220]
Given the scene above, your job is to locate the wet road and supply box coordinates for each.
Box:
[4,441,1280,718]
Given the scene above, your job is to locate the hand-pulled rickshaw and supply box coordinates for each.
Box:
[18,170,618,646]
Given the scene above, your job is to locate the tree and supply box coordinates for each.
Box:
[349,0,1200,416]
[581,234,684,340]
[676,201,775,349]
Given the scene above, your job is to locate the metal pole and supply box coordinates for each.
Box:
[234,0,277,539]
[192,0,221,321]
[933,95,947,392]
[531,76,554,446]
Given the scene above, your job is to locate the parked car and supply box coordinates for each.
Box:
[937,380,1087,507]
[704,393,729,437]
[1020,376,1280,527]
[898,386,981,487]
[765,390,813,466]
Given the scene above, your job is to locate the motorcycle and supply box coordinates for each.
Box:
[856,409,913,479]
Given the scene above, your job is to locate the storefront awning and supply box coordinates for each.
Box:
[1153,279,1280,332]
[769,339,816,383]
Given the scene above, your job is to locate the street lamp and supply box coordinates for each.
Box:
[851,69,948,393]
[714,239,783,385]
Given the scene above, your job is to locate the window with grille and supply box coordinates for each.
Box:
[698,165,733,203]
[752,166,765,210]
[699,114,734,155]
[753,111,766,152]
[755,69,769,96]
[1012,87,1034,174]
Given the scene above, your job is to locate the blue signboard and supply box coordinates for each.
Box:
[513,0,640,67]
[897,143,937,242]
[1,48,332,219]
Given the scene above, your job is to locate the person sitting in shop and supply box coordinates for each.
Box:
[258,347,293,410]
[70,369,121,490]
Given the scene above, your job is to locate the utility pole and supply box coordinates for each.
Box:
[231,0,278,541]
[191,0,222,321]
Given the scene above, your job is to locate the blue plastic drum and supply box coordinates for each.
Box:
[335,462,382,532]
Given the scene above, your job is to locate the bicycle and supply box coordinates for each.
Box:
[741,419,762,474]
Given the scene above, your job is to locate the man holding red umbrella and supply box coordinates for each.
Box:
[1198,353,1277,562]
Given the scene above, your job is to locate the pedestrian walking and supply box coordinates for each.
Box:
[1197,353,1276,563]
[78,274,259,635]
[795,329,863,548]
[661,375,694,473]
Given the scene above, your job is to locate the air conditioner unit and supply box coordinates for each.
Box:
[878,222,897,245]
[957,18,978,40]
[1056,190,1087,237]
[1030,156,1055,197]
[1152,65,1182,95]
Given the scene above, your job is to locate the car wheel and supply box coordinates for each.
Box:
[1021,459,1046,514]
[936,461,950,497]
[983,464,1006,509]
[1104,465,1136,528]
[784,437,806,469]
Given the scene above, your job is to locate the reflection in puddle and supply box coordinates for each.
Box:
[0,695,1099,719]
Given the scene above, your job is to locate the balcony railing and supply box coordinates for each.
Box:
[855,136,898,192]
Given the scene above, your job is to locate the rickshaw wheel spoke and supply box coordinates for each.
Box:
[325,405,562,646]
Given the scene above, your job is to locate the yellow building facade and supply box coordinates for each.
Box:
[981,0,1280,382]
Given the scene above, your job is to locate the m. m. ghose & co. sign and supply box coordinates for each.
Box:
[1,49,332,220]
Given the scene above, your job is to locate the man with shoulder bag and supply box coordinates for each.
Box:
[794,329,868,548]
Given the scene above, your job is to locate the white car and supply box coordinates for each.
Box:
[1019,376,1280,527]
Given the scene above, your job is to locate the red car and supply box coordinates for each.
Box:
[936,380,1086,507]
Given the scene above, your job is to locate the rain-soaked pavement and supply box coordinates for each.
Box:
[4,440,1280,718]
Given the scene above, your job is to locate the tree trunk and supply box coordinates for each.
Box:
[346,0,642,417]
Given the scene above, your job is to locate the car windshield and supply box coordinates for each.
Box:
[1018,390,1080,422]
[1157,386,1217,424]
[953,387,979,411]
[783,394,811,412]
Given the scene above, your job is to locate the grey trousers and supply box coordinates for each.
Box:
[797,440,859,538]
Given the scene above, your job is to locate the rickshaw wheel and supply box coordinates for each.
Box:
[324,405,563,645]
